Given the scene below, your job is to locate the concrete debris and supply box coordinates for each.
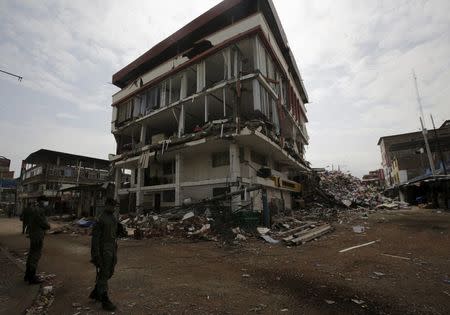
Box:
[118,211,217,241]
[351,298,365,305]
[352,225,365,233]
[260,235,280,244]
[317,171,409,209]
[42,286,53,295]
[257,227,270,235]
[182,211,195,221]
[235,234,247,241]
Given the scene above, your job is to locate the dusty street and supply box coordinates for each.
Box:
[1,208,450,315]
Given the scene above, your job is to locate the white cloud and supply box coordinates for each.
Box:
[0,0,449,178]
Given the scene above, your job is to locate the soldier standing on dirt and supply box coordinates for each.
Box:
[24,197,50,284]
[20,203,32,234]
[90,198,126,311]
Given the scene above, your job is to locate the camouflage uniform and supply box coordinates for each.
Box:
[25,205,50,283]
[21,206,32,234]
[90,203,125,311]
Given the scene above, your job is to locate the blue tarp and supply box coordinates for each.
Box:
[76,218,95,228]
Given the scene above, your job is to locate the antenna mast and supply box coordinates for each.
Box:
[413,70,435,175]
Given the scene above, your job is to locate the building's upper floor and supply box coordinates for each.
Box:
[378,119,450,167]
[110,0,310,161]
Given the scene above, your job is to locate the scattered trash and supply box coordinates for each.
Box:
[242,274,251,278]
[257,227,270,235]
[324,300,336,304]
[72,302,81,308]
[76,218,95,228]
[182,211,195,221]
[351,298,365,305]
[373,272,385,277]
[339,240,380,253]
[352,226,365,233]
[261,235,280,244]
[280,308,289,312]
[42,286,53,295]
[381,253,411,261]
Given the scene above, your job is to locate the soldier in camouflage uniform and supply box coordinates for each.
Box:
[24,197,50,284]
[90,198,126,311]
[21,203,32,234]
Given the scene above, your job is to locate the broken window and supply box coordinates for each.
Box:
[251,150,267,166]
[163,161,175,175]
[213,187,230,197]
[163,190,175,202]
[185,66,197,97]
[212,151,230,168]
[183,97,205,133]
[116,99,134,124]
[205,52,226,88]
[146,86,161,113]
[206,89,225,121]
[170,75,182,104]
[233,38,255,77]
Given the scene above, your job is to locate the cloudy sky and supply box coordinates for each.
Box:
[0,0,449,177]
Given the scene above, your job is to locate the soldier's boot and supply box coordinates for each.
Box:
[23,267,31,282]
[89,285,101,301]
[101,293,116,311]
[28,269,43,285]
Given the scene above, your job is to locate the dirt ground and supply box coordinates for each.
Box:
[0,207,449,315]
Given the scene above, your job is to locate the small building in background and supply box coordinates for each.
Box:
[0,156,17,213]
[378,120,450,208]
[378,120,450,188]
[17,149,111,215]
[362,169,384,187]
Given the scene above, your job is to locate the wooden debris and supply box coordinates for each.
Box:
[289,224,333,245]
[381,253,411,260]
[339,240,380,253]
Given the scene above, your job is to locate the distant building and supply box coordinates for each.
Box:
[17,149,111,214]
[377,120,450,187]
[0,156,17,209]
[362,169,384,187]
[0,156,14,179]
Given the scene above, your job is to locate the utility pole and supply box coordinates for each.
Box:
[430,114,447,175]
[413,71,435,175]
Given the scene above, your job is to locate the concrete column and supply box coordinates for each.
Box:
[114,167,120,201]
[229,143,241,211]
[178,104,185,137]
[175,153,182,206]
[140,124,147,145]
[136,167,145,213]
[130,169,136,188]
[229,143,241,181]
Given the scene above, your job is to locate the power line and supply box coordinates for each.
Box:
[0,69,23,82]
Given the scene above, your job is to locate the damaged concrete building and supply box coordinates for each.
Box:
[110,0,310,214]
[17,149,110,214]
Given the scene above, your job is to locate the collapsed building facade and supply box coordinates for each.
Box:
[110,0,310,214]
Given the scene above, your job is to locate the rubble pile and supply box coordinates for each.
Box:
[317,171,408,209]
[119,211,217,241]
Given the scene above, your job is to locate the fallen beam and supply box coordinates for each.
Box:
[289,224,332,245]
[278,221,316,238]
[339,240,380,253]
